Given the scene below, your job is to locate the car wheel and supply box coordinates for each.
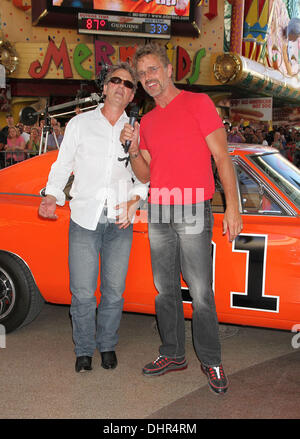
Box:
[0,252,44,333]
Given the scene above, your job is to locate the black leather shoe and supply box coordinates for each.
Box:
[101,351,117,369]
[75,356,92,373]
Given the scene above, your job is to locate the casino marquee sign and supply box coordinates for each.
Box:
[9,36,300,104]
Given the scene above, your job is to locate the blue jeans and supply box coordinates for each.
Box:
[148,201,221,366]
[68,210,133,357]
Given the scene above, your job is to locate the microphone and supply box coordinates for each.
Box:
[123,105,139,153]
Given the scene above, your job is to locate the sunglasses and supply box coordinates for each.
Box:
[108,76,134,90]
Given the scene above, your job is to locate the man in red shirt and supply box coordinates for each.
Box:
[121,43,242,394]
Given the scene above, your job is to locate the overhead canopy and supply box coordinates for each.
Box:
[211,52,300,105]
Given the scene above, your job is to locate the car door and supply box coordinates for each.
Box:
[211,156,300,330]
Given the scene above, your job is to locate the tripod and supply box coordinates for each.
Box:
[39,115,60,155]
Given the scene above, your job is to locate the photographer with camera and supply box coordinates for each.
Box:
[227,125,246,144]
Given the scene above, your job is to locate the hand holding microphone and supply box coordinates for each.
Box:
[123,105,139,153]
[120,106,140,159]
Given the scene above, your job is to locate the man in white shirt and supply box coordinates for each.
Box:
[38,62,148,373]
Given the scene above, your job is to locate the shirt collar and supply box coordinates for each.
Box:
[93,103,128,124]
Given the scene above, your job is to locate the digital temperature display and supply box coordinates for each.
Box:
[145,23,170,35]
[85,18,108,31]
[78,13,171,39]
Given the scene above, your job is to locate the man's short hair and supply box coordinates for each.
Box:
[104,62,138,93]
[133,42,171,69]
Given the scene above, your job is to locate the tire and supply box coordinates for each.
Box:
[0,252,44,333]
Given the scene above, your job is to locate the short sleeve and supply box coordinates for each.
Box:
[192,94,224,138]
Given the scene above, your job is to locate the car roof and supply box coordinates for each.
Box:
[227,144,277,156]
[0,145,279,196]
[0,151,58,195]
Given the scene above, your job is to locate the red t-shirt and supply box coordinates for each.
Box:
[139,91,224,204]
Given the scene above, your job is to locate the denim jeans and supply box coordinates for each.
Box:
[148,201,221,366]
[68,210,133,357]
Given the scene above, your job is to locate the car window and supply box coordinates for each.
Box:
[250,152,300,210]
[211,161,285,215]
[236,166,284,215]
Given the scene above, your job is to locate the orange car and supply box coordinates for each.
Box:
[0,145,299,333]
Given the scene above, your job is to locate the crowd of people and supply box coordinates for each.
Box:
[0,112,64,168]
[224,120,300,168]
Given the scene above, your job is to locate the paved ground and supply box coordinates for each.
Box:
[1,303,299,427]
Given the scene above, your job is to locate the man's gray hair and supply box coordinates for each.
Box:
[104,62,138,92]
[133,42,171,69]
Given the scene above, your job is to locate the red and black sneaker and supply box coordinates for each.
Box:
[201,364,229,394]
[143,355,188,377]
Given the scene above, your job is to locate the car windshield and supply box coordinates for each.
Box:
[249,152,300,209]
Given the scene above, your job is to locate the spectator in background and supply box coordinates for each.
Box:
[272,131,285,155]
[278,127,287,152]
[16,123,30,144]
[39,118,45,131]
[223,121,231,133]
[0,129,5,168]
[227,126,245,143]
[256,129,269,146]
[26,127,40,156]
[285,135,296,162]
[289,127,297,143]
[266,130,274,146]
[243,126,258,144]
[4,126,26,165]
[46,124,64,150]
[51,117,59,128]
[23,124,32,141]
[1,113,15,144]
[262,133,269,146]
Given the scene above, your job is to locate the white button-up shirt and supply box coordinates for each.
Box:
[45,104,148,230]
